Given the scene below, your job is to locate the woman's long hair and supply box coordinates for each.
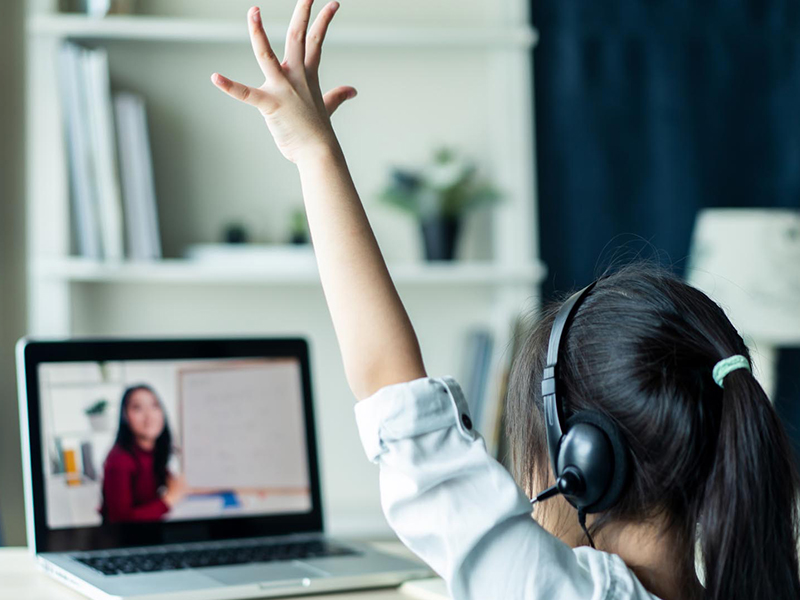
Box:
[506,263,800,599]
[114,384,172,488]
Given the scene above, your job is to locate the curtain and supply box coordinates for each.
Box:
[532,0,800,457]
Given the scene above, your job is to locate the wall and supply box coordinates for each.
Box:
[0,0,27,546]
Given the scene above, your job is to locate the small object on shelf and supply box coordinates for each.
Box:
[84,399,110,431]
[60,0,136,16]
[379,146,501,261]
[222,222,249,244]
[63,447,82,487]
[420,216,460,261]
[288,208,310,245]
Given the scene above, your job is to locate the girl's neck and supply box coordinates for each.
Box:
[134,437,156,452]
[597,520,704,600]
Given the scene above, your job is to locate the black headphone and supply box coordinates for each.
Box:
[532,281,630,522]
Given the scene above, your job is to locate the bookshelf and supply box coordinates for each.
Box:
[28,14,538,47]
[25,0,543,539]
[34,258,545,286]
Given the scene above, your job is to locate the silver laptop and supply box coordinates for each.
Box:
[17,337,431,600]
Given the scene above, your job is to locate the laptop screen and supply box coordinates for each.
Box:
[38,357,312,530]
[20,338,323,553]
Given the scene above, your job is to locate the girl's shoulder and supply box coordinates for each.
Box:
[573,547,664,600]
[104,444,137,472]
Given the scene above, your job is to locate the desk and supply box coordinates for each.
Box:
[0,543,439,600]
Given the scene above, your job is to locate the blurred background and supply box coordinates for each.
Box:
[1,0,799,547]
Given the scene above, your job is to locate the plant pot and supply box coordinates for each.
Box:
[88,412,110,432]
[420,216,461,261]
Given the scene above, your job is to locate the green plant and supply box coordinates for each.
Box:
[289,208,308,238]
[379,147,502,219]
[85,400,108,416]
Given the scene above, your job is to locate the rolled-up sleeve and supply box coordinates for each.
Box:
[354,376,644,600]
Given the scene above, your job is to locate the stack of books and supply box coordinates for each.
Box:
[459,316,528,462]
[59,41,161,262]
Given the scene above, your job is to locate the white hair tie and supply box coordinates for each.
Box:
[712,355,751,388]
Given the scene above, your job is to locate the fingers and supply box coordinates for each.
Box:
[211,72,277,113]
[284,0,314,69]
[305,1,339,74]
[323,85,357,116]
[247,6,282,80]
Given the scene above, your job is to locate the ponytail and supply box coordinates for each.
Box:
[697,367,800,599]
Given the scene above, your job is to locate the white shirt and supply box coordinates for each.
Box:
[354,376,661,600]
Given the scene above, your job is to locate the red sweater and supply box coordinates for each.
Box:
[101,443,169,523]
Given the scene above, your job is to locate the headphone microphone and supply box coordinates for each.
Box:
[531,466,586,505]
[532,281,631,545]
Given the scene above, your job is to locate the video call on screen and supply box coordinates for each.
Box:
[38,357,312,530]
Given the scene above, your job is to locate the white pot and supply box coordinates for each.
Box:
[88,412,110,432]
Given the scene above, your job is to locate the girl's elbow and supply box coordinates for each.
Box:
[347,361,426,401]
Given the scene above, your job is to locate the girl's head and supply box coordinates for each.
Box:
[121,386,165,443]
[115,384,172,487]
[507,264,800,600]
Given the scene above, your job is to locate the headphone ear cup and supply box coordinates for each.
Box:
[559,410,630,513]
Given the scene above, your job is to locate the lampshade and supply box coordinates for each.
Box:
[687,208,800,345]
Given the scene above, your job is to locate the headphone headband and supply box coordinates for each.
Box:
[541,282,598,481]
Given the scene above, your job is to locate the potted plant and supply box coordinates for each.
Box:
[379,147,501,261]
[85,400,109,432]
[288,207,310,245]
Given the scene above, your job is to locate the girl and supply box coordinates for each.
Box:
[211,3,800,598]
[101,385,187,523]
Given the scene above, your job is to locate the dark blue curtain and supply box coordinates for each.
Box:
[531,0,800,456]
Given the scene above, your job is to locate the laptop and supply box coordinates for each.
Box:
[17,337,431,600]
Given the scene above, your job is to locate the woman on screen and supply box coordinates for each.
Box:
[100,385,187,523]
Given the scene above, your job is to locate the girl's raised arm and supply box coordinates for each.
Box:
[212,2,426,399]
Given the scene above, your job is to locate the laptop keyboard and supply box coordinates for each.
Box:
[76,539,359,576]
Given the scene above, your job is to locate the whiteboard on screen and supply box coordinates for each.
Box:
[179,360,310,491]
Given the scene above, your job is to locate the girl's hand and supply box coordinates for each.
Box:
[162,474,189,508]
[211,2,357,165]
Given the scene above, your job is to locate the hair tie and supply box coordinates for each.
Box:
[712,355,751,388]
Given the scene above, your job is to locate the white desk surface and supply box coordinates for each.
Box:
[0,542,437,600]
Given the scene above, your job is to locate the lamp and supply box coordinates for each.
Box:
[687,208,800,398]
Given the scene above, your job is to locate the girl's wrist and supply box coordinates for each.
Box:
[295,138,344,170]
[162,491,175,507]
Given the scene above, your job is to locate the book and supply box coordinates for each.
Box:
[81,441,97,481]
[85,46,124,261]
[114,92,162,261]
[60,40,161,261]
[460,329,493,429]
[59,43,102,259]
[492,314,527,466]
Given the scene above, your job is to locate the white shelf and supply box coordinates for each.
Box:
[28,14,539,48]
[34,257,546,286]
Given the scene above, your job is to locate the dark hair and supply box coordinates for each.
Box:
[114,384,172,488]
[506,263,800,599]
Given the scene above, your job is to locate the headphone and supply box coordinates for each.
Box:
[532,281,631,524]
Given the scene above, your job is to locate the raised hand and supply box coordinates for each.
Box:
[213,3,424,401]
[211,2,357,165]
